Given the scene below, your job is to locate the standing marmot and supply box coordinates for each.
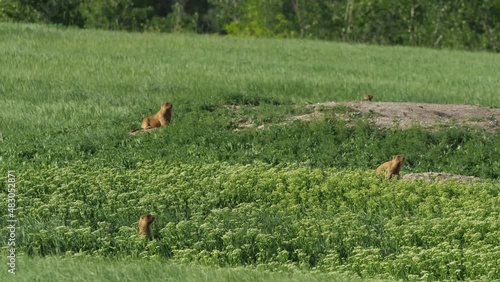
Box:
[138,214,155,240]
[376,154,405,180]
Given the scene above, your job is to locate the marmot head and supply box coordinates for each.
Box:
[393,155,405,162]
[140,214,155,225]
[161,102,172,111]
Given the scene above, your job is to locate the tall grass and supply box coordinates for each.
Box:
[6,256,368,282]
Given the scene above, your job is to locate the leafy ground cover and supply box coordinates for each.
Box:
[1,162,499,280]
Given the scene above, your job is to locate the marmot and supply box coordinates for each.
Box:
[129,102,172,135]
[363,94,373,101]
[138,214,155,240]
[141,102,172,129]
[376,154,405,180]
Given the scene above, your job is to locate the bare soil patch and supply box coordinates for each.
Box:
[235,101,500,132]
[402,172,483,183]
[312,101,500,131]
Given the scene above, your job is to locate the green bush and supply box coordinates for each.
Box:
[0,0,42,22]
[79,0,153,31]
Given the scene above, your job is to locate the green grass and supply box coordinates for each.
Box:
[6,256,371,282]
[0,23,499,281]
[0,23,499,136]
[1,23,499,178]
[1,23,499,177]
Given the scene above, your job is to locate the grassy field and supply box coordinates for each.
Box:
[0,22,499,281]
[6,256,371,282]
[0,23,499,137]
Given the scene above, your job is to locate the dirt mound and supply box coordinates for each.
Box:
[311,101,500,131]
[234,101,499,131]
[402,172,483,183]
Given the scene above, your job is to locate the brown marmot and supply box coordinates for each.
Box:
[129,102,173,135]
[376,154,405,180]
[363,94,373,101]
[138,214,155,240]
[141,102,172,129]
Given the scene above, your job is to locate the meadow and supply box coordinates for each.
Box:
[0,23,499,281]
[8,256,375,282]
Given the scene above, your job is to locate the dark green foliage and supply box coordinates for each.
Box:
[79,0,155,31]
[1,0,499,51]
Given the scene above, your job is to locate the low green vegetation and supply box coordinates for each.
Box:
[5,113,500,178]
[0,23,499,281]
[2,162,499,280]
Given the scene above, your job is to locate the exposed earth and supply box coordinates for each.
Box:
[306,101,500,132]
[235,101,499,132]
[402,172,484,183]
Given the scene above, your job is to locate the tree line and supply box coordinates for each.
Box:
[1,0,499,52]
